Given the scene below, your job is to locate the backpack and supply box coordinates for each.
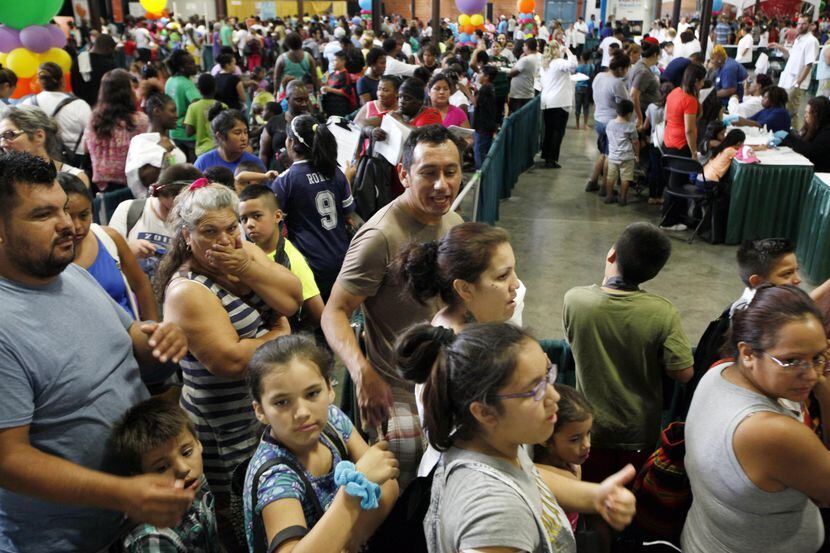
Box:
[125,199,146,238]
[229,422,348,553]
[364,466,435,553]
[27,93,86,166]
[352,137,394,221]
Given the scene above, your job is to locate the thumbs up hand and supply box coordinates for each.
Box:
[594,464,637,530]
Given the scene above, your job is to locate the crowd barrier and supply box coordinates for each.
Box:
[474,95,542,224]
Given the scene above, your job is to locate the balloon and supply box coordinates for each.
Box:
[40,47,71,73]
[517,0,535,12]
[0,0,63,29]
[0,52,6,67]
[0,26,20,52]
[146,11,162,20]
[20,25,52,54]
[358,0,372,10]
[459,33,471,42]
[712,0,723,11]
[139,0,168,13]
[470,14,484,26]
[6,47,38,77]
[47,24,65,48]
[455,0,487,15]
[460,25,474,35]
[10,77,31,99]
[458,14,471,26]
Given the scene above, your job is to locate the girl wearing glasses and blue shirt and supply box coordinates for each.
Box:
[394,323,636,553]
[683,284,830,553]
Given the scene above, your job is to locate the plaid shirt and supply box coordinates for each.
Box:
[122,476,219,553]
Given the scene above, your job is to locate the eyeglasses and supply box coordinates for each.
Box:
[0,130,25,142]
[761,351,830,375]
[495,362,557,402]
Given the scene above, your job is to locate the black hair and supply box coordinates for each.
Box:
[203,166,236,189]
[36,62,63,91]
[216,52,235,68]
[157,163,203,186]
[382,37,397,53]
[167,49,195,75]
[247,334,333,403]
[736,238,796,286]
[608,50,631,71]
[395,322,534,451]
[763,85,788,108]
[480,65,498,82]
[804,96,830,141]
[140,63,159,80]
[729,284,824,358]
[641,41,660,58]
[196,72,216,96]
[239,183,278,209]
[0,67,18,89]
[284,32,303,50]
[681,63,706,95]
[208,106,247,137]
[366,46,385,67]
[710,128,745,159]
[0,151,57,218]
[524,38,538,51]
[552,384,593,428]
[57,172,92,203]
[699,119,725,156]
[287,114,337,179]
[91,69,139,139]
[234,160,265,175]
[393,222,510,307]
[616,99,634,117]
[614,222,671,284]
[413,66,433,84]
[139,78,174,121]
[401,124,465,171]
[379,75,401,89]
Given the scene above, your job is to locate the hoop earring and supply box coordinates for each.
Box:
[186,243,192,253]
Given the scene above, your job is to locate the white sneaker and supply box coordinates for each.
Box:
[660,223,688,231]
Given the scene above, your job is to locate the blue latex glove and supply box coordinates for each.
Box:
[723,114,740,125]
[768,136,783,147]
[774,130,789,140]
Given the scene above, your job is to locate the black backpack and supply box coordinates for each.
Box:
[352,138,394,221]
[229,423,348,553]
[364,466,435,553]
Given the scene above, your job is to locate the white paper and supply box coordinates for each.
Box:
[448,125,475,138]
[570,73,590,82]
[327,121,361,174]
[749,147,814,166]
[374,116,411,166]
[817,173,830,187]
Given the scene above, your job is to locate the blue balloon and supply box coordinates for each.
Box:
[459,33,471,42]
[712,0,723,10]
[358,0,372,10]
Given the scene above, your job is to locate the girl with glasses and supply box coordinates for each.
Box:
[395,322,635,553]
[683,284,830,553]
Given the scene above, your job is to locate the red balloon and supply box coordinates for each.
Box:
[517,0,535,12]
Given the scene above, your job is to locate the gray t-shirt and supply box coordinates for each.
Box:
[425,447,575,553]
[510,54,540,100]
[0,264,149,552]
[629,60,660,110]
[605,119,638,162]
[592,72,629,125]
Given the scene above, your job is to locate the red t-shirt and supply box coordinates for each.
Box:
[663,87,699,150]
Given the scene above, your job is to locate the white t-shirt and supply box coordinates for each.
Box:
[574,21,588,45]
[20,91,92,155]
[599,36,622,67]
[383,55,419,77]
[736,33,754,64]
[323,40,342,71]
[540,55,577,110]
[124,133,187,199]
[779,32,820,90]
[132,27,151,49]
[109,196,174,280]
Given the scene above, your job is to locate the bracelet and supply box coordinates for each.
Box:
[334,461,381,510]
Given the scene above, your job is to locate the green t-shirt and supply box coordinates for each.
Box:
[220,24,233,47]
[563,285,693,450]
[165,75,202,142]
[184,99,226,156]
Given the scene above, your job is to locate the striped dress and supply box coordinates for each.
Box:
[174,269,272,500]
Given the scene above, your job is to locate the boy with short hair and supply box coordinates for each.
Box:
[238,184,325,328]
[604,98,639,206]
[111,397,220,552]
[473,65,499,169]
[183,73,226,157]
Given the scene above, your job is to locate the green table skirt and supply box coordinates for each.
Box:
[726,162,814,245]
[796,175,830,284]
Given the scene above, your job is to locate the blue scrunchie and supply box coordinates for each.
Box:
[334,460,381,510]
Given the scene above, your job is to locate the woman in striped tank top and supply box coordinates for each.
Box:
[154,180,303,545]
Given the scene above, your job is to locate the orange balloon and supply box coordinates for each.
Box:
[11,77,32,99]
[64,73,72,92]
[461,24,474,34]
[517,0,535,12]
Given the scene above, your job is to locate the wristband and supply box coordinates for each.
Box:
[334,461,381,510]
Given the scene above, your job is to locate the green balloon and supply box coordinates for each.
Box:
[0,0,64,30]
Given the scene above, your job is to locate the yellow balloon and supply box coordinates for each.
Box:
[458,14,471,26]
[470,14,484,26]
[40,48,72,73]
[6,48,39,78]
[0,52,7,68]
[139,0,167,13]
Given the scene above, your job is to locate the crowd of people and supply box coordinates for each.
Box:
[3,6,830,553]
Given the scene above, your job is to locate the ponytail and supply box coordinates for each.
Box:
[392,241,445,305]
[394,322,531,451]
[289,114,338,179]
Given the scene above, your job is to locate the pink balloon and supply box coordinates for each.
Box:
[20,25,52,54]
[48,24,66,48]
[455,0,487,14]
[0,26,21,53]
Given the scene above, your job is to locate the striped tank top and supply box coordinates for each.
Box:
[175,269,273,499]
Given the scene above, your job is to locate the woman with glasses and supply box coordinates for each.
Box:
[683,284,830,553]
[0,105,90,188]
[395,322,636,553]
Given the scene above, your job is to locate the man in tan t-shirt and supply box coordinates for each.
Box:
[322,125,464,485]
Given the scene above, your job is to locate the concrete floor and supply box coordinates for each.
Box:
[497,124,744,343]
